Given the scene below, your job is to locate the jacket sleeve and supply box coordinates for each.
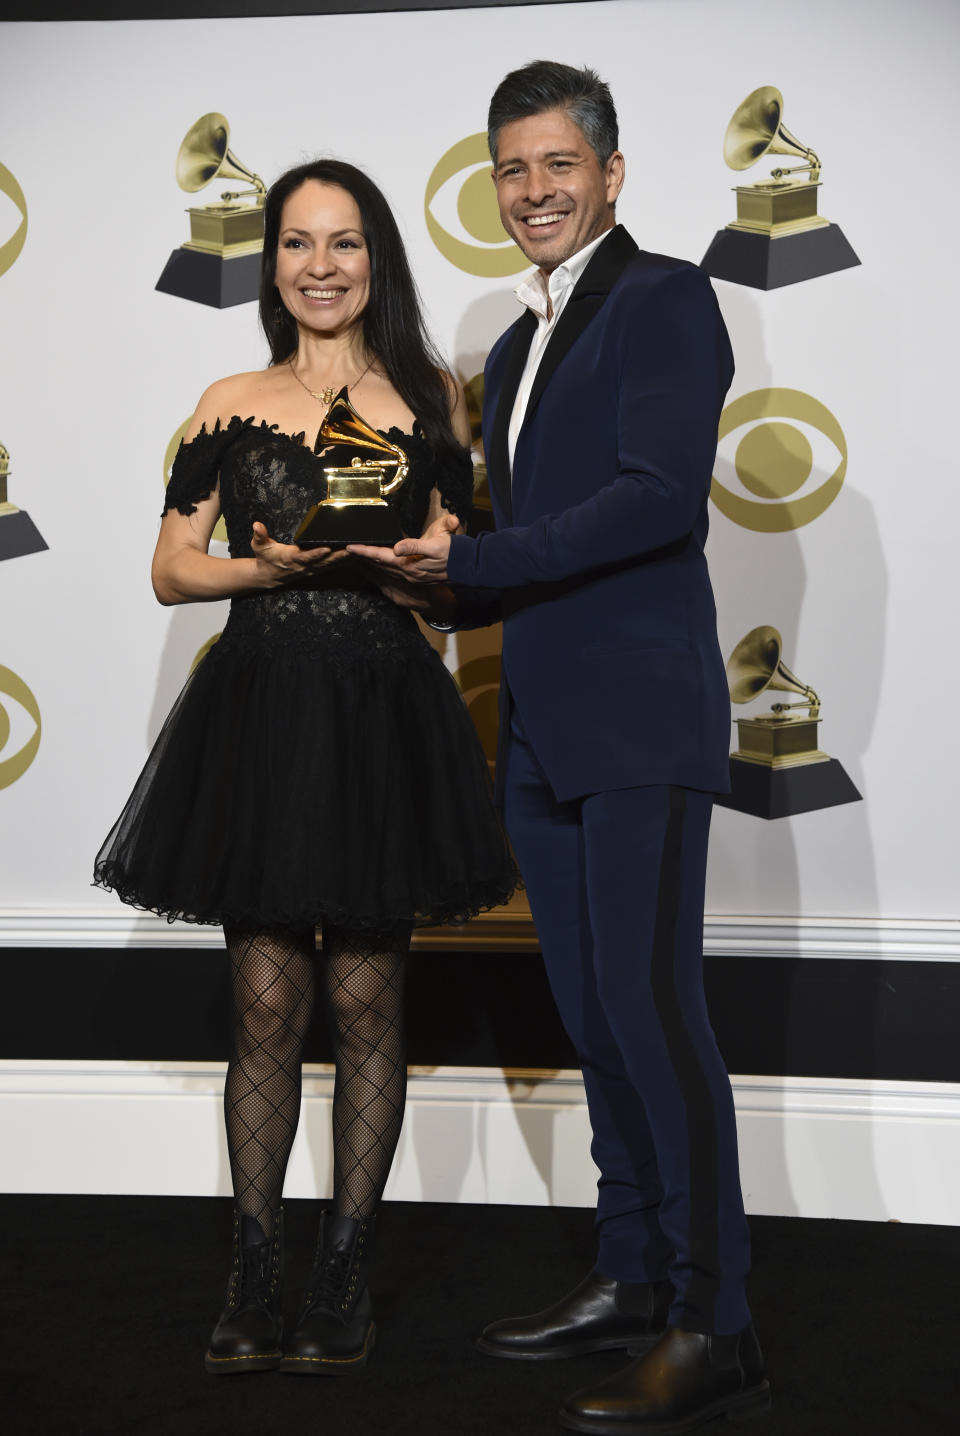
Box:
[424,584,502,634]
[446,268,733,590]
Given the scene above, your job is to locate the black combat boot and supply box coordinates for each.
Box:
[204,1210,283,1375]
[280,1211,375,1375]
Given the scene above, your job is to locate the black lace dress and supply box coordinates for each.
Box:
[94,416,517,932]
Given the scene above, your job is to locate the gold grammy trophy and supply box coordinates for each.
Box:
[701,86,860,290]
[155,112,265,309]
[715,625,861,819]
[0,443,47,563]
[295,389,409,547]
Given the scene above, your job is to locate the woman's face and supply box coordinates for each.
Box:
[275,180,371,339]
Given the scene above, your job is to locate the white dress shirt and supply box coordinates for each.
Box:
[507,229,609,475]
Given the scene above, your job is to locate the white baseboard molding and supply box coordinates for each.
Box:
[0,908,958,961]
[2,1061,958,1225]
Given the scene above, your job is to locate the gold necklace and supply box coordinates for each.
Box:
[288,355,375,407]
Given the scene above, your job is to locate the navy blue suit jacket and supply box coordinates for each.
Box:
[446,225,733,804]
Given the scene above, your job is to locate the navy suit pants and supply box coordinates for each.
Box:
[503,717,751,1334]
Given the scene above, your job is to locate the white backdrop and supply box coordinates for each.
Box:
[1,0,959,939]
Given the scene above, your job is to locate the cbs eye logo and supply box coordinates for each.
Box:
[164,423,228,543]
[453,655,501,770]
[0,163,28,278]
[0,665,41,789]
[711,388,847,532]
[425,134,527,278]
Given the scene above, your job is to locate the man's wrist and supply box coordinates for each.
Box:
[423,585,457,627]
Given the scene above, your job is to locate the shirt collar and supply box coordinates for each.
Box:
[513,228,611,320]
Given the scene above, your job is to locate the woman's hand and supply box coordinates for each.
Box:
[251,522,349,586]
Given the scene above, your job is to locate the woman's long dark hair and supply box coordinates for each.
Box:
[259,159,462,461]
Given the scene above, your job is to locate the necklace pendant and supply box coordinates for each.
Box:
[309,385,337,405]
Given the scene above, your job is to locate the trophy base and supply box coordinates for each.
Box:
[155,247,261,309]
[700,223,860,291]
[716,756,862,820]
[0,509,48,562]
[295,503,404,548]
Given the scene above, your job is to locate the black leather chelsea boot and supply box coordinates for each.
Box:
[559,1324,771,1432]
[477,1270,671,1360]
[204,1210,283,1375]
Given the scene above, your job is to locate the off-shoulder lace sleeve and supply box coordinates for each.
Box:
[434,444,475,526]
[162,415,253,517]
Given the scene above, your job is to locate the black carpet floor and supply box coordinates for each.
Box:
[2,1196,956,1435]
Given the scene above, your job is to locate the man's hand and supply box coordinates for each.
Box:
[349,557,435,612]
[347,510,458,586]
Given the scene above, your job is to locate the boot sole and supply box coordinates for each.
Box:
[558,1380,772,1433]
[476,1332,662,1362]
[204,1348,282,1375]
[279,1321,376,1376]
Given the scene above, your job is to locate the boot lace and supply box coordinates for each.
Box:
[231,1240,275,1312]
[304,1245,354,1317]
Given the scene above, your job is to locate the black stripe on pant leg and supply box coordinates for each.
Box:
[649,786,719,1331]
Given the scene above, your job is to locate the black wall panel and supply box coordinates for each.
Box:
[5,946,959,1081]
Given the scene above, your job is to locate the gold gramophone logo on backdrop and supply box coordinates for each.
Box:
[0,163,28,277]
[425,135,527,278]
[155,112,265,309]
[711,388,847,532]
[0,443,48,562]
[701,87,859,290]
[715,625,861,819]
[0,666,41,789]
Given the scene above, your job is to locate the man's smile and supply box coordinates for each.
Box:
[521,211,570,228]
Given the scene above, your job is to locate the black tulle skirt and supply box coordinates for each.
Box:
[94,636,517,932]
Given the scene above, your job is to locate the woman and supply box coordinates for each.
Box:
[94,159,516,1376]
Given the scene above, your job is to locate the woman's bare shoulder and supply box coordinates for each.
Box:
[185,368,285,440]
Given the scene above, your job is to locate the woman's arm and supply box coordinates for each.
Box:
[151,379,340,606]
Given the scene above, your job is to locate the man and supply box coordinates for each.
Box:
[351,61,770,1432]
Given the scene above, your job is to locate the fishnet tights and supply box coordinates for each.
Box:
[223,927,315,1241]
[323,925,409,1221]
[223,924,409,1239]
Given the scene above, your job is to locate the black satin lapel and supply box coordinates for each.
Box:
[524,225,640,422]
[487,308,536,523]
[524,293,604,419]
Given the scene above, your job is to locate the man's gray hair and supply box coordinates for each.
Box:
[487,60,619,168]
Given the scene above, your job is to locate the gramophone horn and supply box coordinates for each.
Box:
[175,112,265,196]
[726,625,819,708]
[723,86,820,176]
[319,387,409,495]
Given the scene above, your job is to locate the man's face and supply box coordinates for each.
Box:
[492,108,624,273]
